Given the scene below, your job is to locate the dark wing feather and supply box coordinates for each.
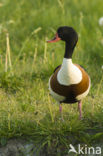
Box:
[79,65,87,72]
[53,65,61,73]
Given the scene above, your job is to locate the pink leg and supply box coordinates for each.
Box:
[59,104,64,121]
[78,100,82,120]
[59,104,62,113]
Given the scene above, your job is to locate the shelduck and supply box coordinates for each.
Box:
[47,26,90,120]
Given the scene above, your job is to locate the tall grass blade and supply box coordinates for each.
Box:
[5,33,13,74]
[44,37,47,63]
[31,44,38,74]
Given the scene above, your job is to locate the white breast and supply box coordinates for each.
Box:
[57,58,82,86]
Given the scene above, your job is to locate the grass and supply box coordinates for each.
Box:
[0,0,103,155]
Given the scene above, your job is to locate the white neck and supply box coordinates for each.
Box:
[62,58,73,68]
[57,58,82,86]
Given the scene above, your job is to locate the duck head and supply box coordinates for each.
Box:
[47,26,78,58]
[47,26,78,46]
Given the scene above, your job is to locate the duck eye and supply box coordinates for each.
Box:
[58,33,62,38]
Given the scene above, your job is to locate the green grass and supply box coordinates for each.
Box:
[0,0,103,155]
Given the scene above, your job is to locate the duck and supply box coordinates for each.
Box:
[47,26,90,120]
